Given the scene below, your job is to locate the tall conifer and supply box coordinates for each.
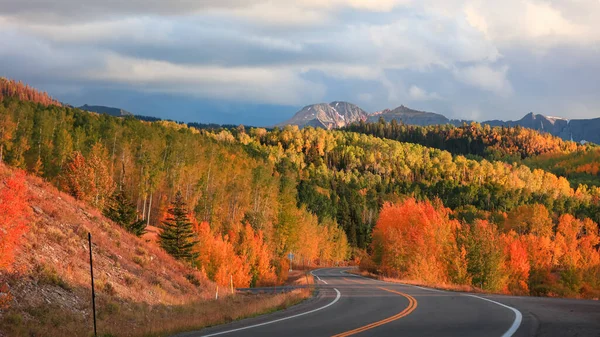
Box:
[159,191,198,262]
[104,190,147,237]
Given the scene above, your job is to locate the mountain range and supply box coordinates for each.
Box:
[76,102,599,145]
[275,101,369,129]
[279,101,600,144]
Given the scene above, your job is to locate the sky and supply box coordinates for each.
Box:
[1,0,599,126]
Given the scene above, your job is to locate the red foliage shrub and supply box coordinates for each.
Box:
[0,170,30,270]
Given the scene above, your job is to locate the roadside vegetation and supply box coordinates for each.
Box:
[359,198,600,299]
[0,163,312,337]
[1,284,309,337]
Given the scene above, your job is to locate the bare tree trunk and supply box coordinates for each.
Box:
[111,133,117,174]
[142,194,147,220]
[203,162,213,222]
[119,160,125,191]
[147,191,153,226]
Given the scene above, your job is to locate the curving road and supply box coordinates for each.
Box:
[175,268,600,337]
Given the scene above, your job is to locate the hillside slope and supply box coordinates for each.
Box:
[523,147,600,187]
[0,164,306,337]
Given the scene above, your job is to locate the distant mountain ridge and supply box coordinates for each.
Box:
[278,102,599,144]
[79,104,133,117]
[369,105,450,126]
[279,101,453,129]
[484,112,600,144]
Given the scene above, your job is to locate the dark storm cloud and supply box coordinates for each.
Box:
[0,0,599,123]
[0,0,257,22]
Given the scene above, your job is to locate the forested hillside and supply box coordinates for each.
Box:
[346,118,582,161]
[347,119,599,189]
[523,148,600,188]
[226,123,599,297]
[0,78,61,107]
[237,125,599,245]
[0,93,349,290]
[1,79,599,301]
[0,163,312,337]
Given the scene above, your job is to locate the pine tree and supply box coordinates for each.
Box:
[104,190,147,237]
[159,191,198,262]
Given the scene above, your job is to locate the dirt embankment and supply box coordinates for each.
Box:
[0,165,309,337]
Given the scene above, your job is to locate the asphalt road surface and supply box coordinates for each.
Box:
[175,268,600,337]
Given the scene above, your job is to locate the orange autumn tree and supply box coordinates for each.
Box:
[0,170,30,270]
[194,221,251,288]
[63,146,114,209]
[501,232,530,295]
[371,198,465,285]
[523,233,555,295]
[237,224,276,286]
[503,204,553,236]
[553,214,600,295]
[63,151,95,202]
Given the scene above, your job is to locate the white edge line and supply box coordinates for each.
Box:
[341,270,387,284]
[198,288,341,337]
[310,270,328,284]
[344,270,447,293]
[464,294,522,337]
[412,285,447,293]
[343,269,521,337]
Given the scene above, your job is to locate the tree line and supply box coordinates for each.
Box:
[0,95,349,287]
[346,118,582,161]
[364,198,599,298]
[231,125,599,248]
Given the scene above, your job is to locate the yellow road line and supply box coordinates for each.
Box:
[331,285,418,337]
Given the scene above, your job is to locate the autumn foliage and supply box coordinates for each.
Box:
[348,119,580,161]
[0,78,61,107]
[1,79,599,300]
[0,169,30,270]
[371,199,465,285]
[368,198,600,298]
[63,144,114,209]
[194,221,253,288]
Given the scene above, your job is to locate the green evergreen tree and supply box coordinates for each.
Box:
[159,191,198,262]
[104,190,147,237]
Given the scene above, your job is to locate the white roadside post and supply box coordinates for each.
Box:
[288,252,294,272]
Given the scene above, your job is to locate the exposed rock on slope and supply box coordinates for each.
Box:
[280,103,449,128]
[278,101,368,129]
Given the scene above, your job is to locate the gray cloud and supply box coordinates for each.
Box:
[0,0,599,122]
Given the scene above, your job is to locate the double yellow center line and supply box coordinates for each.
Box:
[332,280,418,337]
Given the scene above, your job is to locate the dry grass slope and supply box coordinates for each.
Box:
[0,164,310,337]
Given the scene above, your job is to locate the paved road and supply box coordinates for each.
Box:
[175,268,600,337]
